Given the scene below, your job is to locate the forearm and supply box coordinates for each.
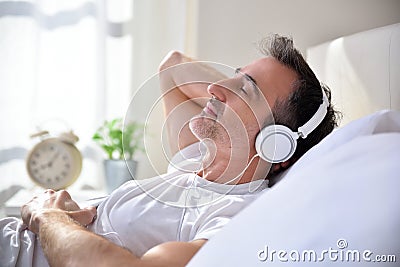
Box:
[159,51,227,104]
[38,210,139,267]
[23,190,204,267]
[158,51,228,153]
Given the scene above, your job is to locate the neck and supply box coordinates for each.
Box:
[199,141,269,185]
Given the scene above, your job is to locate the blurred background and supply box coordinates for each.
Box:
[0,0,399,192]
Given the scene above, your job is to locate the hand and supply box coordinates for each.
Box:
[21,189,97,234]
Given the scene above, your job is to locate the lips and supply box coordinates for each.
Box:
[204,102,217,117]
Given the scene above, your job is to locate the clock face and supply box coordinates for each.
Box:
[26,138,82,190]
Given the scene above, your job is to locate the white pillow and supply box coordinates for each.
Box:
[188,110,400,266]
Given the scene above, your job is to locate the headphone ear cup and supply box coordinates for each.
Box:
[255,125,298,163]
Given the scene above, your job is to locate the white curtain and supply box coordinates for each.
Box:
[129,0,198,179]
[0,0,197,190]
[0,0,134,148]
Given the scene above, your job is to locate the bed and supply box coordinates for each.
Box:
[187,23,400,266]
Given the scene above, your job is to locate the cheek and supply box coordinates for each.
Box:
[231,102,260,129]
[221,105,257,137]
[262,93,276,110]
[222,96,270,138]
[249,99,274,128]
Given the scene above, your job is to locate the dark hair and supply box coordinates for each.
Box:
[258,34,341,176]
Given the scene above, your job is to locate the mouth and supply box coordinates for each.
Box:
[203,102,218,117]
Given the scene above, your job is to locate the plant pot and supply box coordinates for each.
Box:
[103,159,137,193]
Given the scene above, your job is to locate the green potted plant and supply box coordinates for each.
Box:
[92,118,144,193]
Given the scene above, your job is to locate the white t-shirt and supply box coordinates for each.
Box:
[0,142,268,266]
[89,171,268,257]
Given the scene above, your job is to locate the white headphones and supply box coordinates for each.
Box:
[255,89,329,163]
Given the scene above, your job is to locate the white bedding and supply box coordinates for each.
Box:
[188,110,400,266]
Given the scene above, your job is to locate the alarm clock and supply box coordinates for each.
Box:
[26,130,83,190]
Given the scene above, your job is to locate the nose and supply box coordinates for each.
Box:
[207,78,236,102]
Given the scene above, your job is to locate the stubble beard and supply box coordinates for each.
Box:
[189,116,227,143]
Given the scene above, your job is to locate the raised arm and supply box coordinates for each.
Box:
[158,51,227,155]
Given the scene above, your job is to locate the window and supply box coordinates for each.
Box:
[0,0,134,190]
[0,0,196,192]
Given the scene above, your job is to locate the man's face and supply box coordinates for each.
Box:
[189,57,298,150]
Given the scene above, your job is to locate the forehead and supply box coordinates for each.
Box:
[240,57,298,108]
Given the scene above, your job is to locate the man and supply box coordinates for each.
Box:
[0,34,339,266]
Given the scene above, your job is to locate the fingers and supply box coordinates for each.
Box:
[20,189,96,233]
[56,190,71,199]
[21,189,73,223]
[55,190,76,210]
[21,203,32,227]
[44,189,56,194]
[42,189,77,211]
[68,207,97,226]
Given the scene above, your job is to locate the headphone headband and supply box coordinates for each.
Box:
[297,89,329,138]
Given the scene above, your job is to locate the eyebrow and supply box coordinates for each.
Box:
[235,68,259,94]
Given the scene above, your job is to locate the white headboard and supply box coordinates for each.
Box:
[307,23,400,126]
